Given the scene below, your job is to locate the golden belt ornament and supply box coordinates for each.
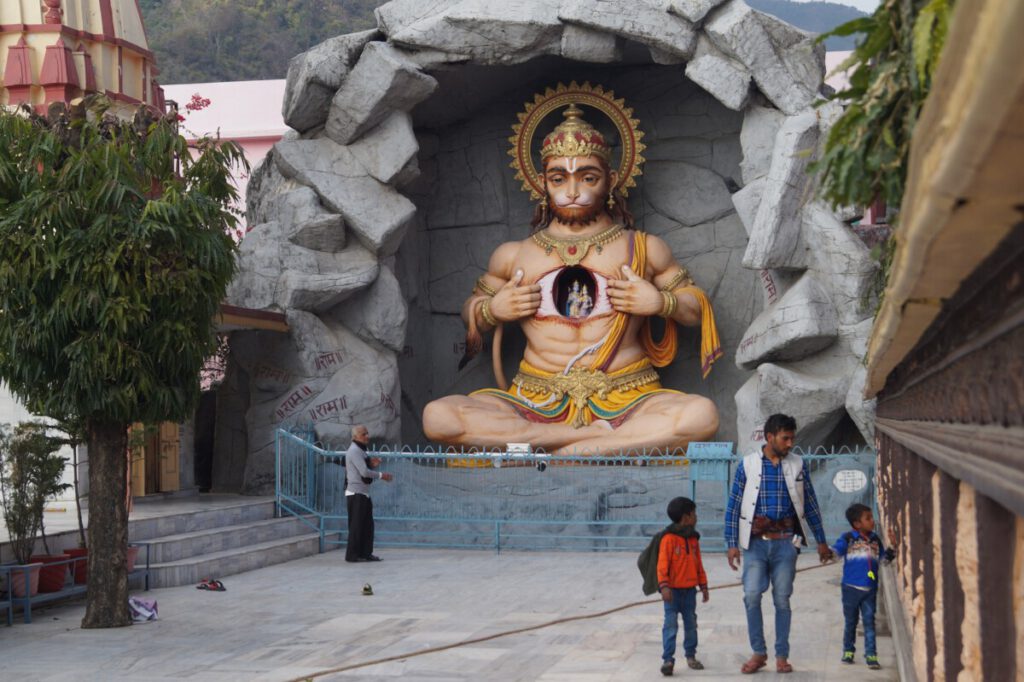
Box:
[513,364,660,427]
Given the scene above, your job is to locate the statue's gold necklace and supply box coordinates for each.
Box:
[532,224,624,266]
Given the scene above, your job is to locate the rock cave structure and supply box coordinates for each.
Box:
[225,0,878,493]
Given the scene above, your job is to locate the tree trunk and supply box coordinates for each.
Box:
[81,419,131,628]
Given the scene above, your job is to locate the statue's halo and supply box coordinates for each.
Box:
[508,81,646,201]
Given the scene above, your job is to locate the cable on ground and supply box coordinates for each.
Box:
[291,560,834,681]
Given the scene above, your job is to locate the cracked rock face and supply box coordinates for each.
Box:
[224,0,875,491]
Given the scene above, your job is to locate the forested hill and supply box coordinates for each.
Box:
[140,0,866,85]
[746,0,867,49]
[138,0,378,84]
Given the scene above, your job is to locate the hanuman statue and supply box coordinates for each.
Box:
[422,83,723,454]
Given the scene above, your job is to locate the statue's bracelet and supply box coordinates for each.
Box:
[659,291,677,318]
[475,276,498,298]
[480,298,498,327]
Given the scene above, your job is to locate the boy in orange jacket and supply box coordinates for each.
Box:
[659,496,710,676]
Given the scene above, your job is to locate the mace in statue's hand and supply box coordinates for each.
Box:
[490,269,542,322]
[607,265,665,316]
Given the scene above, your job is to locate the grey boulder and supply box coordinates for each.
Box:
[282,30,378,133]
[274,138,417,256]
[559,0,698,60]
[684,36,752,112]
[735,273,838,369]
[325,42,438,145]
[704,0,823,115]
[742,109,818,270]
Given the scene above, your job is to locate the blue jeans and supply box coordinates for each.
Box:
[742,537,798,657]
[841,584,878,656]
[662,587,698,662]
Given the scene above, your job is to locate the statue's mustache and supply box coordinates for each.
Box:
[553,196,594,207]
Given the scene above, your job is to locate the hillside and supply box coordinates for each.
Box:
[747,0,867,49]
[139,0,378,84]
[140,0,866,84]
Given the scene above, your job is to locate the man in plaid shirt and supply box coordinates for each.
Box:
[724,414,832,674]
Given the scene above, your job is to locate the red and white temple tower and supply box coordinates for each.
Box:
[1,0,164,113]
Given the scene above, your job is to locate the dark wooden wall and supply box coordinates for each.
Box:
[875,221,1023,681]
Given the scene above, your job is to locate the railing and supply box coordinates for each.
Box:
[275,429,877,554]
[1,543,150,624]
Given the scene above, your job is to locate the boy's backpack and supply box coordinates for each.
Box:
[637,528,669,596]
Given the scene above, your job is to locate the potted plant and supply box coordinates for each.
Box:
[0,422,70,596]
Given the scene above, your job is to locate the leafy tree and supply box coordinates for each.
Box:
[0,98,246,627]
[813,0,954,210]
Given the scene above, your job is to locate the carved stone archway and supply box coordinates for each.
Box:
[223,0,876,493]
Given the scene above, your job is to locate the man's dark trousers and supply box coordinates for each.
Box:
[346,493,374,561]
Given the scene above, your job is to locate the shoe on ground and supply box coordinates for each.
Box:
[842,651,855,664]
[660,659,674,676]
[686,657,704,670]
[866,655,881,669]
[364,555,382,562]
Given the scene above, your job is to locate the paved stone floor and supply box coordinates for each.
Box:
[1,548,897,681]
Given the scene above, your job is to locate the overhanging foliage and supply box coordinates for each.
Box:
[813,0,954,210]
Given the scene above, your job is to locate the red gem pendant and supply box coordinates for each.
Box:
[567,246,578,255]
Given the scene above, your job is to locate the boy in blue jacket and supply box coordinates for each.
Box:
[831,503,896,670]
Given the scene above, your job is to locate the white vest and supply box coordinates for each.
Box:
[738,451,811,550]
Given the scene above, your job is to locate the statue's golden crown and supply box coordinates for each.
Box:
[509,82,645,201]
[540,104,612,162]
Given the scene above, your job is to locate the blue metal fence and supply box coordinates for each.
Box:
[275,428,876,554]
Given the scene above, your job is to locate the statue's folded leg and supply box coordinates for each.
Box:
[550,392,719,455]
[422,393,612,450]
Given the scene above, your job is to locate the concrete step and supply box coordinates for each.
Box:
[147,533,332,588]
[141,515,318,563]
[129,499,276,541]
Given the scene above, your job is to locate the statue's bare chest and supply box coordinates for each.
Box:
[520,236,636,324]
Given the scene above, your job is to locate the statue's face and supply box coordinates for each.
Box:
[542,155,618,226]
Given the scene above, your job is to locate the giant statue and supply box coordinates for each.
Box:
[422,83,723,454]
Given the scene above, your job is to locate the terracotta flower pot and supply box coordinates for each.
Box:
[30,554,70,593]
[66,547,88,585]
[8,563,42,597]
[126,545,141,572]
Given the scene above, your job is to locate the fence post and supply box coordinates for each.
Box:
[723,458,733,521]
[306,442,315,510]
[275,430,281,518]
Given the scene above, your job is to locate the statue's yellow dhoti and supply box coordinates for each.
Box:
[473,358,676,428]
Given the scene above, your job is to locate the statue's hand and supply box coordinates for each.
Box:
[607,265,664,316]
[490,269,542,322]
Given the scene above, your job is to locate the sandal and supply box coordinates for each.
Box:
[741,654,767,674]
[776,657,793,673]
